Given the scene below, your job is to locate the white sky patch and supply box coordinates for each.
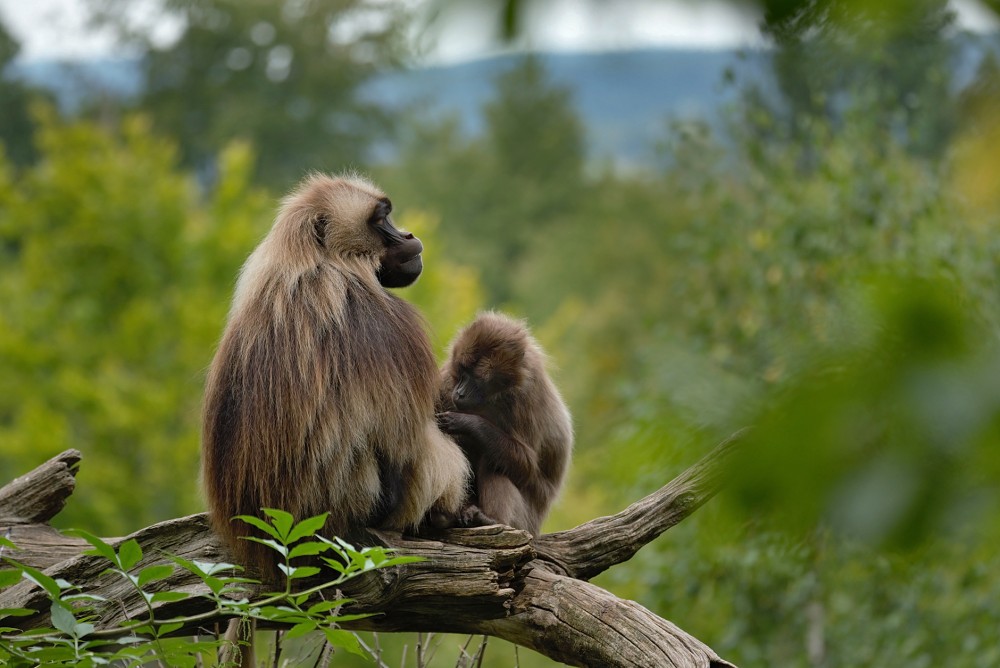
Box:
[0,0,997,63]
[0,0,181,60]
[523,0,766,52]
[0,0,107,59]
[413,0,765,64]
[953,0,1000,32]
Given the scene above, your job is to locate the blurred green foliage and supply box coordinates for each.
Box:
[0,110,270,532]
[759,0,957,157]
[3,0,1000,666]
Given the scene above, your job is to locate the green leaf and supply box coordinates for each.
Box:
[195,559,240,575]
[380,555,426,568]
[243,536,288,556]
[150,591,189,605]
[137,564,174,587]
[287,542,330,560]
[50,602,77,636]
[0,569,21,588]
[18,564,62,599]
[234,515,281,541]
[106,644,149,663]
[63,593,106,603]
[283,621,317,640]
[64,529,118,565]
[321,628,366,657]
[54,579,76,593]
[362,546,387,562]
[256,605,301,619]
[329,536,359,552]
[160,654,197,668]
[0,607,35,617]
[286,513,329,544]
[73,622,95,637]
[305,600,343,615]
[218,598,250,614]
[131,622,156,637]
[203,576,225,596]
[118,539,143,570]
[327,612,375,624]
[19,644,76,662]
[0,536,15,550]
[320,557,347,574]
[261,509,295,541]
[170,556,244,581]
[155,621,183,637]
[256,608,308,624]
[285,565,321,580]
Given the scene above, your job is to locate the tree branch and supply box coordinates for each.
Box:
[0,449,81,525]
[533,429,746,580]
[487,568,733,667]
[0,436,743,668]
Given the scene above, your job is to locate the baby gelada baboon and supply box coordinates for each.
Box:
[438,312,573,536]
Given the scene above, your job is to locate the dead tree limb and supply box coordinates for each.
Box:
[533,429,745,580]
[0,449,92,567]
[0,438,742,668]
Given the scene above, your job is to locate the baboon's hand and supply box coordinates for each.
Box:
[436,410,478,435]
[458,503,500,528]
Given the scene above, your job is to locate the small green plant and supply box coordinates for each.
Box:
[0,511,421,667]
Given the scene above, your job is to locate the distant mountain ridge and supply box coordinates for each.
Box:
[5,49,758,165]
[361,49,761,163]
[6,39,998,165]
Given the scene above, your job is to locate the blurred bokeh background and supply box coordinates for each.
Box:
[1,0,999,665]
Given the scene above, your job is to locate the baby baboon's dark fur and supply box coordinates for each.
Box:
[438,312,573,536]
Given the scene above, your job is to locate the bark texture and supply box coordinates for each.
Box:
[0,439,742,668]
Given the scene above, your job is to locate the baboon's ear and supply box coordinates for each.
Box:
[312,214,328,248]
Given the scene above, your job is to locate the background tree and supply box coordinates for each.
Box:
[748,0,959,159]
[89,0,403,189]
[480,56,585,268]
[0,21,46,167]
[381,54,586,302]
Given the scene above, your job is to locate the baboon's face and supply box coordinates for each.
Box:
[371,199,423,288]
[314,179,423,288]
[448,342,524,412]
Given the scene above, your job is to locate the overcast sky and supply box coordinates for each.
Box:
[0,0,997,63]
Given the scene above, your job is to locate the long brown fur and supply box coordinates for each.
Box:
[438,312,573,536]
[202,173,470,579]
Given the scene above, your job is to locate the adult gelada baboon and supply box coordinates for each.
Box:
[202,173,470,579]
[438,312,573,536]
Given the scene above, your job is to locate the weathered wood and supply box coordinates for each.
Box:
[487,568,734,668]
[0,525,91,570]
[533,430,745,580]
[0,438,743,668]
[0,449,81,525]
